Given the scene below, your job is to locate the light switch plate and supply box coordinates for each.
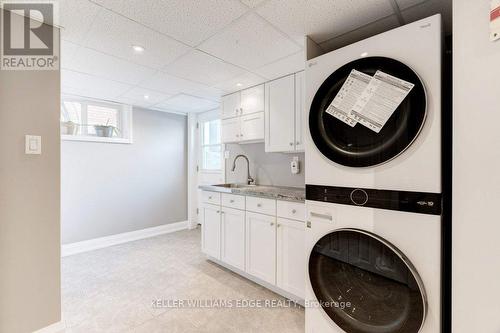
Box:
[25,135,41,155]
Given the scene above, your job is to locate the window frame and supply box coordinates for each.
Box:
[199,116,223,173]
[61,95,133,144]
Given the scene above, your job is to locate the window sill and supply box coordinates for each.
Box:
[61,135,133,144]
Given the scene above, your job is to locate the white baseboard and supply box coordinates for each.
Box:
[62,221,188,257]
[32,321,65,333]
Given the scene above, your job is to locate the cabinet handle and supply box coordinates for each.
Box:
[257,203,262,207]
[270,222,274,226]
[236,134,239,137]
[296,141,300,145]
[208,196,212,199]
[240,133,243,137]
[230,200,235,203]
[277,224,281,228]
[240,108,243,113]
[289,142,294,146]
[216,210,220,213]
[292,209,296,214]
[310,212,333,221]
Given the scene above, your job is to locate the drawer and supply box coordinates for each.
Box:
[277,201,305,221]
[221,193,245,210]
[202,191,221,205]
[246,196,276,216]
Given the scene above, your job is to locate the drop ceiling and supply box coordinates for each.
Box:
[60,0,451,114]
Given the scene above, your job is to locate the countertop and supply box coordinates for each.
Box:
[199,184,305,203]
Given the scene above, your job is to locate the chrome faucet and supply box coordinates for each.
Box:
[231,154,255,185]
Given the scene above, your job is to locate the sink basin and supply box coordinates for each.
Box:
[213,183,257,189]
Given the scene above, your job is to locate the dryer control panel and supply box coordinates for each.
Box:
[306,184,442,215]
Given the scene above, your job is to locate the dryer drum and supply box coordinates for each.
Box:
[309,57,427,167]
[309,229,426,333]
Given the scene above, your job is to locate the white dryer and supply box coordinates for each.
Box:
[305,14,442,193]
[305,200,441,333]
[304,15,443,333]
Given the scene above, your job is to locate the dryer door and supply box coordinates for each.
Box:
[309,57,427,167]
[308,229,426,333]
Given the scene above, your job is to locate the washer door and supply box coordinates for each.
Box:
[309,57,427,167]
[309,229,426,333]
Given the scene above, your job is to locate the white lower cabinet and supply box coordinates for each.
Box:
[221,207,246,271]
[276,217,306,298]
[245,212,276,285]
[201,203,221,259]
[201,191,305,300]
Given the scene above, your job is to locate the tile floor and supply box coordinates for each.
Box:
[61,227,305,332]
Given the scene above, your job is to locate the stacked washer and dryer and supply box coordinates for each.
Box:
[304,15,443,333]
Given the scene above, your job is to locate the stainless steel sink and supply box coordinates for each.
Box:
[213,183,257,189]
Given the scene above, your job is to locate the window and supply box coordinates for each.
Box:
[200,119,222,171]
[61,97,132,143]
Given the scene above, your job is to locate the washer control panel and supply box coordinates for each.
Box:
[306,184,442,215]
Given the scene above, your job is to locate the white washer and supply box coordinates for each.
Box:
[305,14,442,193]
[305,200,441,333]
[304,15,443,333]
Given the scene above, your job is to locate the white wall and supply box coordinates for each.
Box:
[225,143,305,188]
[453,1,500,332]
[0,11,61,333]
[61,108,187,244]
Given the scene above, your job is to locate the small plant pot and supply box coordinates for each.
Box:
[94,125,115,137]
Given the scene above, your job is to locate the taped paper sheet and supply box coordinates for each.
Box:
[325,69,372,127]
[491,0,500,41]
[349,71,415,133]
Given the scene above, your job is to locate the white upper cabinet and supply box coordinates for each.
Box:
[265,75,296,152]
[264,71,304,153]
[221,117,241,143]
[240,85,264,115]
[295,71,305,152]
[240,112,264,142]
[221,92,241,119]
[221,84,265,144]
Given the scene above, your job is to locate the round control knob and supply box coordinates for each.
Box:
[350,189,368,206]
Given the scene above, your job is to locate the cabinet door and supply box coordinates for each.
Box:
[222,93,241,119]
[240,112,264,142]
[277,218,305,298]
[265,75,296,152]
[201,203,221,259]
[240,84,264,115]
[221,207,246,271]
[294,71,305,152]
[221,116,241,143]
[245,212,276,284]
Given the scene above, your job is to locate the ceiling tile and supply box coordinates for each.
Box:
[97,0,248,46]
[60,0,101,43]
[116,87,171,108]
[83,8,191,69]
[62,69,132,100]
[401,0,452,34]
[199,13,300,70]
[214,71,266,93]
[240,0,267,8]
[164,50,245,85]
[256,0,394,44]
[139,71,207,95]
[319,15,401,53]
[66,47,156,85]
[395,0,429,10]
[153,94,219,113]
[255,51,304,80]
[189,86,225,102]
[60,40,80,69]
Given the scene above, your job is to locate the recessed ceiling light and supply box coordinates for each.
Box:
[132,45,145,53]
[236,83,243,87]
[144,95,149,100]
[360,52,369,57]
